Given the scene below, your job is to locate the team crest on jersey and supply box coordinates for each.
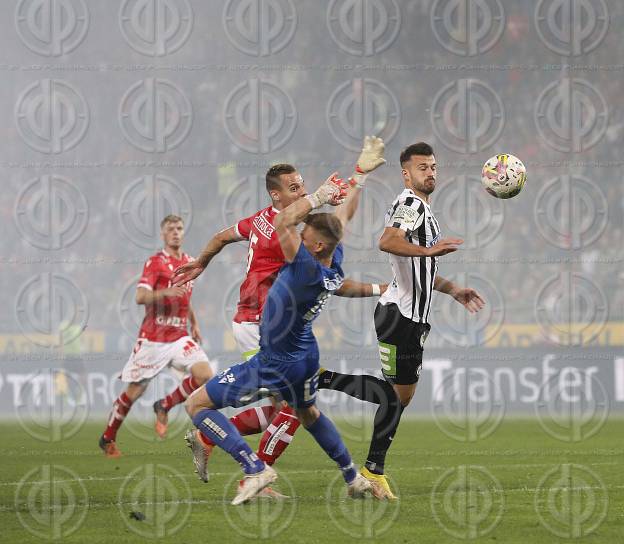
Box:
[253,213,275,240]
[323,275,344,291]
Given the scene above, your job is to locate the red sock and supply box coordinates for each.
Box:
[161,376,200,410]
[103,392,133,441]
[256,405,301,465]
[199,405,278,447]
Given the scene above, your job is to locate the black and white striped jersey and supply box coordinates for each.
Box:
[379,188,441,323]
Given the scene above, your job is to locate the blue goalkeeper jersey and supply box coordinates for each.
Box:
[259,242,344,363]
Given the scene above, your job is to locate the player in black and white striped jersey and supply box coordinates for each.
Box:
[382,187,442,324]
[320,142,485,498]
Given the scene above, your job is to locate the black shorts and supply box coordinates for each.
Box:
[374,303,430,385]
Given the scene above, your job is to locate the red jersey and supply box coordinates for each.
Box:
[234,206,285,323]
[136,250,194,342]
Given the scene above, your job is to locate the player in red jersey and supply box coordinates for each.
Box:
[173,137,387,492]
[99,215,215,457]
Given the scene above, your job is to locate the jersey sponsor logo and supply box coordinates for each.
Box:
[252,212,275,240]
[379,341,397,377]
[304,290,333,322]
[202,417,227,439]
[392,204,422,231]
[155,316,187,328]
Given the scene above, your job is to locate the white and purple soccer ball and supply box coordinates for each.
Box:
[481,154,527,199]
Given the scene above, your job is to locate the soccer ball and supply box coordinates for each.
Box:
[481,154,527,199]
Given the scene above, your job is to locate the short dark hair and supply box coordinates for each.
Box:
[400,142,434,166]
[266,163,296,192]
[304,213,343,257]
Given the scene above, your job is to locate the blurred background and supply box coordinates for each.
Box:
[1,0,622,421]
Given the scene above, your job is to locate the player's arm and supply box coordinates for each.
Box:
[187,303,202,344]
[135,286,186,305]
[379,227,464,257]
[172,226,242,286]
[335,279,388,298]
[274,173,348,262]
[434,275,485,314]
[334,136,386,228]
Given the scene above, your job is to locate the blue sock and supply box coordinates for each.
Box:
[192,409,264,475]
[306,412,357,484]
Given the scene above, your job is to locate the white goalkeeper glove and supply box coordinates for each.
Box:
[349,135,386,188]
[305,173,348,209]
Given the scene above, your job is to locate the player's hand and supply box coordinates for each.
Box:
[306,173,348,208]
[379,283,389,295]
[355,135,386,174]
[161,286,186,298]
[427,238,463,256]
[191,324,203,344]
[172,261,204,287]
[453,288,485,314]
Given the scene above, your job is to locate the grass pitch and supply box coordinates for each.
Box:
[1,418,622,543]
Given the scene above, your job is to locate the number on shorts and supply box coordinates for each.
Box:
[303,374,318,402]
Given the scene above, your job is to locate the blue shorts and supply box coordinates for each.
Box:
[205,353,319,410]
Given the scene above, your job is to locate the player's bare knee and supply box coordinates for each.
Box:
[126,381,147,402]
[185,386,213,417]
[190,362,213,385]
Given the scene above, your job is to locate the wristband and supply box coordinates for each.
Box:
[349,168,368,188]
[305,193,322,209]
[371,283,381,296]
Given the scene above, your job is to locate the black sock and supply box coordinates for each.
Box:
[318,370,395,403]
[364,393,404,475]
[318,370,405,475]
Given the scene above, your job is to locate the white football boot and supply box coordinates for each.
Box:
[231,465,278,506]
